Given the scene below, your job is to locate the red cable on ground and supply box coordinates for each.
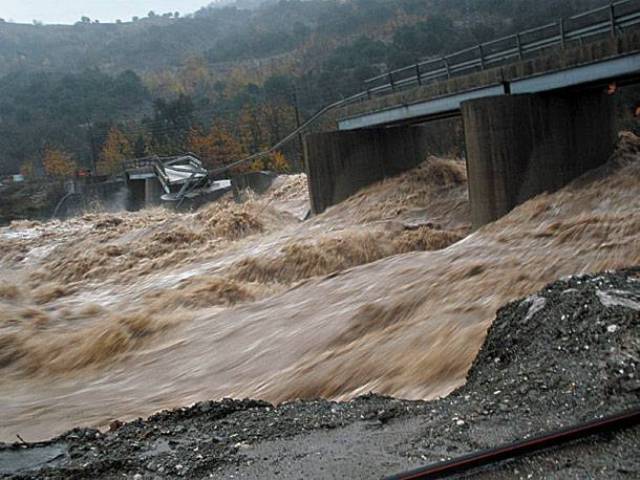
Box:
[385,407,640,480]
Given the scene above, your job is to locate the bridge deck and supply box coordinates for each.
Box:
[337,30,640,130]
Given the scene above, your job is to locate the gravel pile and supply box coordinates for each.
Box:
[1,268,639,479]
[401,267,640,478]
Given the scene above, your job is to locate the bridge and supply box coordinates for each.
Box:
[301,0,640,228]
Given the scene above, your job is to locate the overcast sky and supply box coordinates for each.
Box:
[1,1,210,24]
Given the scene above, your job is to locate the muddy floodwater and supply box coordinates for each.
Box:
[1,134,640,443]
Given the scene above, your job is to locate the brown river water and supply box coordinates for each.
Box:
[1,134,639,442]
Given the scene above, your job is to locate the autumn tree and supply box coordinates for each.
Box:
[42,147,76,177]
[186,124,244,170]
[263,101,296,145]
[269,151,290,172]
[237,103,268,154]
[98,127,132,175]
[209,125,245,167]
[181,56,211,95]
[244,150,290,173]
[186,128,214,166]
[20,160,35,178]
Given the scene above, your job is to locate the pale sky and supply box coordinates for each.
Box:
[1,0,211,25]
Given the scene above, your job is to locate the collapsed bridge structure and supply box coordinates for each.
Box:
[123,154,232,210]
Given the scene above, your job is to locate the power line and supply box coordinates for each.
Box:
[86,82,365,141]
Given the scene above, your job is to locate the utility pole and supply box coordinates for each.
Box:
[87,123,98,175]
[292,86,305,170]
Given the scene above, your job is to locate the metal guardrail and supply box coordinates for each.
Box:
[361,0,640,99]
[217,0,640,175]
[122,156,158,172]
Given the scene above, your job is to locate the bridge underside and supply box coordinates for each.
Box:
[126,177,163,211]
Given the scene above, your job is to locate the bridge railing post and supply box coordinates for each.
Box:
[415,63,422,86]
[609,1,617,37]
[516,33,524,60]
[443,56,451,79]
[559,19,566,49]
[478,44,486,70]
[388,71,396,91]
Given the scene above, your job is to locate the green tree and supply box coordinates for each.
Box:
[149,94,195,153]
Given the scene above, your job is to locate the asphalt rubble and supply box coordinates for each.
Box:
[1,267,639,479]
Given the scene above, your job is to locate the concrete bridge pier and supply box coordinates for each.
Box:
[461,91,616,229]
[304,125,432,214]
[145,177,163,206]
[126,177,164,210]
[126,179,146,211]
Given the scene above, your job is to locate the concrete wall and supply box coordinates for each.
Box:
[0,179,66,225]
[145,177,164,206]
[462,91,616,228]
[126,179,146,211]
[304,125,432,214]
[231,171,278,201]
[53,179,127,219]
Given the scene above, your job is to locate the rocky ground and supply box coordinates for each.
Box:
[1,268,639,479]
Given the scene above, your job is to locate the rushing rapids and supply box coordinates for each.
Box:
[1,134,639,442]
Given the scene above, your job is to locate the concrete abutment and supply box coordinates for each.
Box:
[126,179,146,211]
[462,91,616,229]
[125,177,164,211]
[145,178,163,207]
[304,125,433,214]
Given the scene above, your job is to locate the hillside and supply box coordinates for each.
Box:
[0,0,612,175]
[0,0,601,75]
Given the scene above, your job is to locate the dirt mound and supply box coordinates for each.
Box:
[465,269,640,406]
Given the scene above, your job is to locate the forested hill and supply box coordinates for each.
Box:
[0,0,606,176]
[0,0,599,76]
